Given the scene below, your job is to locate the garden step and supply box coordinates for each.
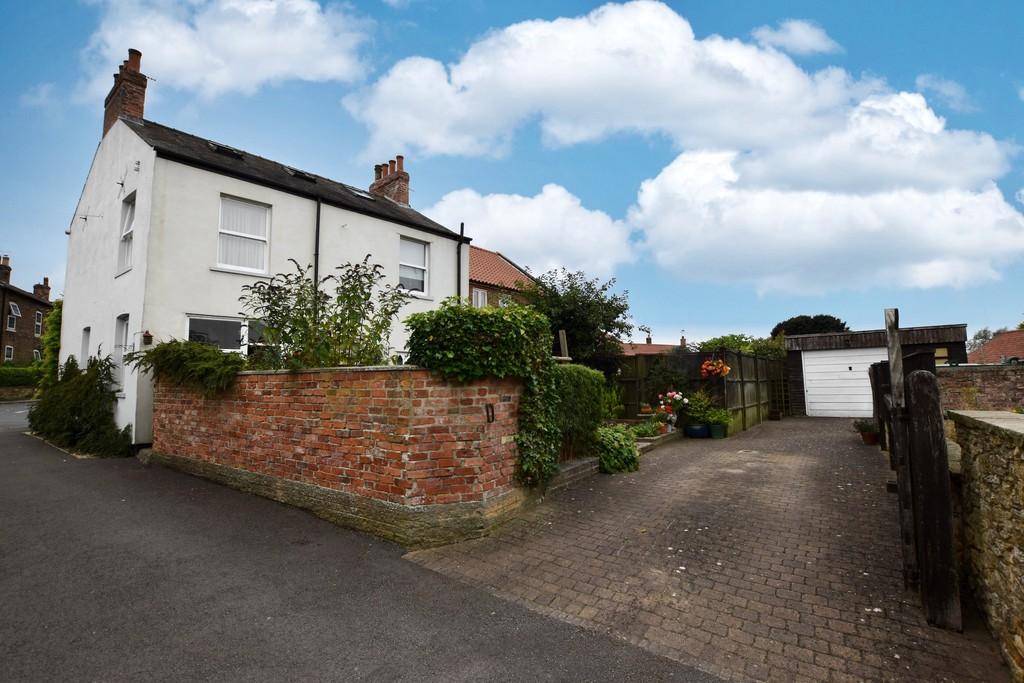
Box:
[549,457,599,492]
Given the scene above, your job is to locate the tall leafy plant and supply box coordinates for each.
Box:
[36,299,62,395]
[240,257,409,369]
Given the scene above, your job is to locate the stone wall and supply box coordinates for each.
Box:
[145,366,524,547]
[948,411,1024,682]
[939,365,1024,412]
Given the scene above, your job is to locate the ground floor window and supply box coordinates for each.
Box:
[188,316,263,355]
[471,288,488,308]
[33,349,41,361]
[3,346,12,362]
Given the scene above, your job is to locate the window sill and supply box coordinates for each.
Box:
[406,292,433,302]
[210,266,270,279]
[114,267,132,279]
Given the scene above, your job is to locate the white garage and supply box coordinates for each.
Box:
[801,348,889,417]
[785,324,968,418]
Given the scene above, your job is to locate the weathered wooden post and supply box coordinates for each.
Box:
[885,308,919,590]
[905,369,962,630]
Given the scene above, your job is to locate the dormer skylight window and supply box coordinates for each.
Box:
[284,166,316,183]
[207,141,244,159]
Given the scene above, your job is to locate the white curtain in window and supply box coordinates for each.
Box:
[219,234,265,271]
[400,238,425,267]
[221,197,268,238]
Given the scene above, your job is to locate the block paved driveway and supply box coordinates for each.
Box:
[409,417,1009,682]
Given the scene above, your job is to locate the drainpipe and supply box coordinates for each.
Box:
[455,222,465,298]
[313,197,322,319]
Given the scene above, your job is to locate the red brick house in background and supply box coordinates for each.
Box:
[468,245,533,307]
[621,336,685,356]
[0,256,53,365]
[968,329,1024,364]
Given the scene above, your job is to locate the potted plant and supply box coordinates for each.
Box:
[681,389,713,438]
[853,418,880,445]
[706,408,731,439]
[657,391,686,433]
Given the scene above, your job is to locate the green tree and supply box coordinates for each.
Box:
[770,314,849,339]
[519,268,631,376]
[696,332,785,359]
[968,326,1009,352]
[36,299,62,395]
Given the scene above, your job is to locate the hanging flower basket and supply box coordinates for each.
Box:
[700,358,731,378]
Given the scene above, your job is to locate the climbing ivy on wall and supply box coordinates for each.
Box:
[405,298,560,487]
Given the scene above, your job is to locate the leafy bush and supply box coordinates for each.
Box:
[599,382,625,420]
[682,388,715,424]
[595,425,639,473]
[552,363,606,459]
[630,418,663,438]
[28,356,132,457]
[37,299,62,394]
[705,408,732,426]
[127,340,246,396]
[852,418,879,434]
[406,298,560,486]
[240,257,408,370]
[0,365,41,387]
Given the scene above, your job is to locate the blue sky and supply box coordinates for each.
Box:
[1,0,1022,343]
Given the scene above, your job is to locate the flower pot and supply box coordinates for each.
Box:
[659,423,669,434]
[709,424,727,439]
[860,431,879,446]
[684,424,710,439]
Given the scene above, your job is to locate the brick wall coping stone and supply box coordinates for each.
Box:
[948,410,1024,440]
[236,365,423,376]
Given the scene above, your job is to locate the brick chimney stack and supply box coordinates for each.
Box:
[33,277,51,302]
[0,255,10,285]
[368,155,410,205]
[103,48,147,137]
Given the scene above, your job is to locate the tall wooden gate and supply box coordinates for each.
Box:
[869,308,961,630]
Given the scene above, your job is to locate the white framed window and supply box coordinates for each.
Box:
[33,349,41,361]
[399,237,428,294]
[498,294,512,308]
[471,288,488,308]
[113,314,130,387]
[218,196,270,273]
[7,302,20,331]
[117,192,135,273]
[3,346,12,362]
[34,310,43,336]
[188,316,262,355]
[80,327,91,363]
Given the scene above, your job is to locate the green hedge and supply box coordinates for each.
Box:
[552,363,605,460]
[127,340,245,396]
[0,365,41,387]
[406,298,560,487]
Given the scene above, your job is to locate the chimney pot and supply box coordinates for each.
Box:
[368,156,411,205]
[43,277,49,286]
[645,334,652,345]
[374,164,383,181]
[127,48,142,71]
[0,256,10,285]
[396,155,404,172]
[389,159,397,175]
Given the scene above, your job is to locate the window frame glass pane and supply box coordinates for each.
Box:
[3,346,12,362]
[398,237,429,294]
[472,288,488,308]
[218,195,270,273]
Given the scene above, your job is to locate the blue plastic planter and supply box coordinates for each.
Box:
[684,424,710,438]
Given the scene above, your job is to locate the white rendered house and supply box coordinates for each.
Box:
[62,50,469,445]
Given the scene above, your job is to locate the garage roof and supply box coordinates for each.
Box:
[784,324,967,351]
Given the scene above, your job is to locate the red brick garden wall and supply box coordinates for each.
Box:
[152,367,522,509]
[938,365,1024,412]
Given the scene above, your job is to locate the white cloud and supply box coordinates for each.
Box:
[344,1,871,159]
[424,184,633,278]
[352,1,1023,293]
[19,83,56,108]
[1015,188,1024,205]
[915,74,975,112]
[79,0,369,100]
[752,19,842,56]
[1018,86,1024,101]
[630,150,1024,294]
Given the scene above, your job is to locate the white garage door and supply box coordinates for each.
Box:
[802,347,890,417]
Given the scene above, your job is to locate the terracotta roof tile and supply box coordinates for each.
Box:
[621,342,680,356]
[469,246,532,290]
[968,329,1024,363]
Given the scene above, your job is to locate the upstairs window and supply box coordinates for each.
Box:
[219,196,269,273]
[399,238,428,294]
[118,192,135,273]
[472,288,488,308]
[6,302,20,331]
[34,310,43,336]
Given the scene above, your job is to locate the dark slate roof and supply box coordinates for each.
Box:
[120,117,463,241]
[0,282,52,308]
